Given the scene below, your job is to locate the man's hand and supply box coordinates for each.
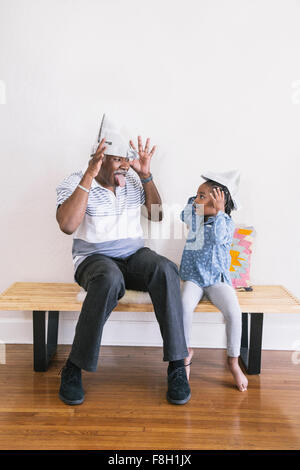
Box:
[129,136,156,179]
[86,138,107,178]
[210,187,225,213]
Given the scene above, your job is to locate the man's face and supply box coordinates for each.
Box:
[99,155,131,187]
[194,183,217,216]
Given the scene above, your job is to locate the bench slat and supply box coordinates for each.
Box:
[0,282,300,313]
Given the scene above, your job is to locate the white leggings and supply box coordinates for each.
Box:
[181,280,242,357]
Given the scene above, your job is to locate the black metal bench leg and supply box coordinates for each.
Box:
[33,311,59,372]
[240,312,264,375]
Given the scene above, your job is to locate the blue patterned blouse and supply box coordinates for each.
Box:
[179,196,235,288]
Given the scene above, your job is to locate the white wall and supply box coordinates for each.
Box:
[1,0,300,350]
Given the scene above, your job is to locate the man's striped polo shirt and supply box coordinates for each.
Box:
[56,167,146,278]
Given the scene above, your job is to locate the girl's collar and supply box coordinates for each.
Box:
[204,215,215,224]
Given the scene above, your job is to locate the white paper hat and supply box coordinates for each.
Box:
[201,169,241,210]
[91,114,139,160]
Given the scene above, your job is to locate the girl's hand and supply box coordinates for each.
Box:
[210,187,225,213]
[129,136,156,179]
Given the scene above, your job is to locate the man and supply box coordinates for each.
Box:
[56,115,191,406]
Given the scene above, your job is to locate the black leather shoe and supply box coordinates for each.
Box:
[167,366,191,405]
[59,361,84,405]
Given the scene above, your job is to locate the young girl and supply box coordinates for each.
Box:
[179,171,248,392]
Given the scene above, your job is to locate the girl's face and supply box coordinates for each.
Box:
[194,183,217,216]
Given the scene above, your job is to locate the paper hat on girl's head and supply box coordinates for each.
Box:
[91,114,139,160]
[201,169,241,210]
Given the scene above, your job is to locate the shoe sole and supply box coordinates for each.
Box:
[166,392,191,405]
[59,393,84,405]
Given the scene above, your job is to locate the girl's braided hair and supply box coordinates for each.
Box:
[204,179,234,216]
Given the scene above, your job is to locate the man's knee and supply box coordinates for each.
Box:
[88,266,125,292]
[155,256,179,276]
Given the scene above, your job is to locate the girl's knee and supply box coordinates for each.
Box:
[181,281,203,312]
[223,308,241,324]
[182,294,198,314]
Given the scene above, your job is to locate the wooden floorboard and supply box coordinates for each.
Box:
[0,345,299,450]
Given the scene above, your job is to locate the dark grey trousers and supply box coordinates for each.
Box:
[69,247,188,371]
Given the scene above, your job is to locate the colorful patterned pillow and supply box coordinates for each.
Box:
[230,226,255,291]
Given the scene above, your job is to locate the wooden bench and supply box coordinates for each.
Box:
[1,282,300,375]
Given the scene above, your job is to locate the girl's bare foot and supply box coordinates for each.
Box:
[227,357,248,392]
[184,348,194,381]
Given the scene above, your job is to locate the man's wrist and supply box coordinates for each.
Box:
[81,171,94,189]
[139,172,151,180]
[140,173,153,184]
